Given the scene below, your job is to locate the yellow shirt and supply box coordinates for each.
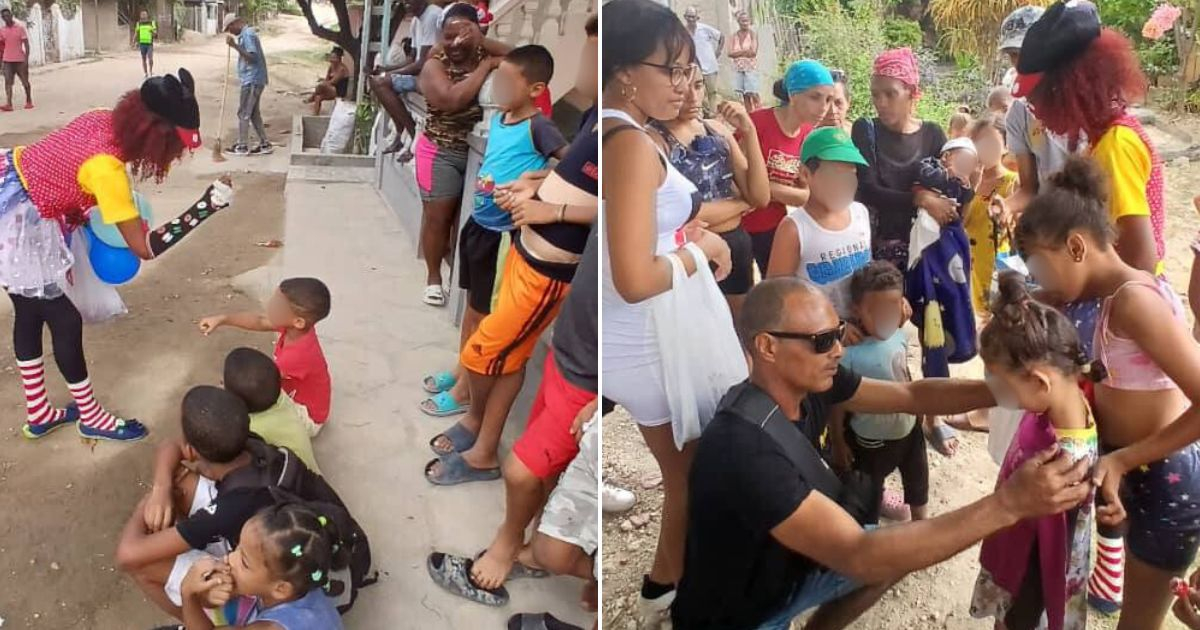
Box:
[1091,126,1161,274]
[250,393,322,475]
[77,154,139,224]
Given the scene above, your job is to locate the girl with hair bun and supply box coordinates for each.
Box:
[1016,156,1200,630]
[969,270,1100,630]
[179,502,346,629]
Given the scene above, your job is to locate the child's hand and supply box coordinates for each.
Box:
[843,321,865,346]
[198,315,225,336]
[510,199,559,226]
[900,298,913,326]
[182,558,233,605]
[495,171,546,211]
[143,485,174,533]
[571,399,597,443]
[1174,571,1200,629]
[1093,452,1129,528]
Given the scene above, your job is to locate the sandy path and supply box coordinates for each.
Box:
[601,121,1200,629]
[0,16,329,628]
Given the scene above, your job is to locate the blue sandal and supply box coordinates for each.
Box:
[429,422,477,456]
[420,391,468,417]
[78,417,149,442]
[425,452,500,486]
[423,370,457,394]
[21,404,80,440]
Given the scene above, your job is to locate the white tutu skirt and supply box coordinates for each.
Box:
[0,150,126,321]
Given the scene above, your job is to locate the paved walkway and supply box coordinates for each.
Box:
[258,179,590,628]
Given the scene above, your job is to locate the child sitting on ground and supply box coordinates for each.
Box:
[765,126,871,323]
[224,347,321,474]
[829,261,927,523]
[179,503,345,629]
[419,44,567,418]
[200,278,332,434]
[969,272,1099,630]
[117,387,279,618]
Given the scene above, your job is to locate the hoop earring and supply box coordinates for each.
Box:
[620,83,638,102]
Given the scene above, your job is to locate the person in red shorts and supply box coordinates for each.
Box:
[426,228,598,605]
[199,277,332,435]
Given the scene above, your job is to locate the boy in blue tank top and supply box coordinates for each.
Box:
[420,44,567,418]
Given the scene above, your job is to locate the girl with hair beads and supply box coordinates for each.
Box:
[179,503,345,629]
[1017,156,1200,630]
[969,271,1100,630]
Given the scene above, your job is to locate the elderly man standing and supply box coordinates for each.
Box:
[672,277,1094,630]
[223,14,272,155]
[683,5,722,114]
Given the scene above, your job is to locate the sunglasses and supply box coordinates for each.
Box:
[766,321,847,354]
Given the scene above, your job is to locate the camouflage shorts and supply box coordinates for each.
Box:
[538,416,598,556]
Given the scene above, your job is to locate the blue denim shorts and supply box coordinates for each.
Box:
[753,569,860,630]
[390,73,419,94]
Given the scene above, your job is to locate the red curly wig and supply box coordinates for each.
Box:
[111,90,187,183]
[1026,29,1147,150]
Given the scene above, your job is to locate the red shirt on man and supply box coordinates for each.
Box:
[0,21,29,64]
[742,107,812,234]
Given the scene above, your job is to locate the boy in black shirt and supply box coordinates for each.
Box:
[116,386,276,619]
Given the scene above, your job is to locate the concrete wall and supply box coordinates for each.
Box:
[80,0,126,52]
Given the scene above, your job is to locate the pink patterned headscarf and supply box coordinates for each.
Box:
[873,47,921,99]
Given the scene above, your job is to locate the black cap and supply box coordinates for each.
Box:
[140,68,200,132]
[1016,1,1101,74]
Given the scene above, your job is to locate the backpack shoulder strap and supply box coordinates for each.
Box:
[721,382,844,499]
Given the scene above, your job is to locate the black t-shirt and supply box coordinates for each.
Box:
[551,228,597,393]
[174,473,274,552]
[672,368,863,629]
[851,118,947,242]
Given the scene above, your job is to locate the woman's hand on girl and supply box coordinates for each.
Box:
[1093,452,1129,528]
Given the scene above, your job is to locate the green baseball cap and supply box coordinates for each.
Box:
[801,127,868,166]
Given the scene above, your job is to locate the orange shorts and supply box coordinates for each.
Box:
[461,248,570,376]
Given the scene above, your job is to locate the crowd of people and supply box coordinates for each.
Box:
[601,0,1200,629]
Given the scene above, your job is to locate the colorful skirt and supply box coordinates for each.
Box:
[0,150,74,299]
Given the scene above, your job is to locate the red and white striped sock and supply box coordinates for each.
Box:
[18,357,67,426]
[68,378,121,431]
[1088,534,1125,605]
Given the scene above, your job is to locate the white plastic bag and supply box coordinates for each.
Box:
[987,406,1024,466]
[320,99,356,154]
[61,232,127,324]
[651,242,749,449]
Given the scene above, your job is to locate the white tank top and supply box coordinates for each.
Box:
[601,108,701,372]
[785,201,872,318]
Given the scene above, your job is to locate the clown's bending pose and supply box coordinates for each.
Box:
[0,68,232,443]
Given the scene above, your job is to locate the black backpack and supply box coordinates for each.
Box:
[719,381,880,525]
[221,436,379,614]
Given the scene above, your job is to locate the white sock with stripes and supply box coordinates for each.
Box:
[1088,534,1125,605]
[18,357,67,426]
[68,378,121,431]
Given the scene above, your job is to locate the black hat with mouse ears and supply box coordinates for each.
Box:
[141,68,202,149]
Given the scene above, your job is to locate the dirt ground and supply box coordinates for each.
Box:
[0,16,331,629]
[601,117,1200,630]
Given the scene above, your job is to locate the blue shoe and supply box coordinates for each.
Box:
[1088,593,1121,615]
[21,404,80,440]
[78,417,148,442]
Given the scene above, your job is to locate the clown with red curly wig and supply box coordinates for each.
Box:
[0,69,234,443]
[1013,0,1163,277]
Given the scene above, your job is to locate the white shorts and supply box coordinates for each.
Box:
[603,360,670,427]
[164,476,227,607]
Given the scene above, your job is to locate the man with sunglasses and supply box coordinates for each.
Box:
[672,278,1094,630]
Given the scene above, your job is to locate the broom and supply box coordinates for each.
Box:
[212,47,232,162]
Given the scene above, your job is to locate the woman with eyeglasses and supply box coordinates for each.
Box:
[602,0,736,624]
[648,64,770,321]
[743,59,835,276]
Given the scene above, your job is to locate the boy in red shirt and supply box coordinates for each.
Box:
[199,278,332,434]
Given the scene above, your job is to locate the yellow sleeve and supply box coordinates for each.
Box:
[77,154,139,225]
[1091,126,1151,223]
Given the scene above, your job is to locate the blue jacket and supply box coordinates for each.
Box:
[905,218,976,378]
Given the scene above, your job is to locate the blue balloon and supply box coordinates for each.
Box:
[88,192,154,249]
[85,226,141,285]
